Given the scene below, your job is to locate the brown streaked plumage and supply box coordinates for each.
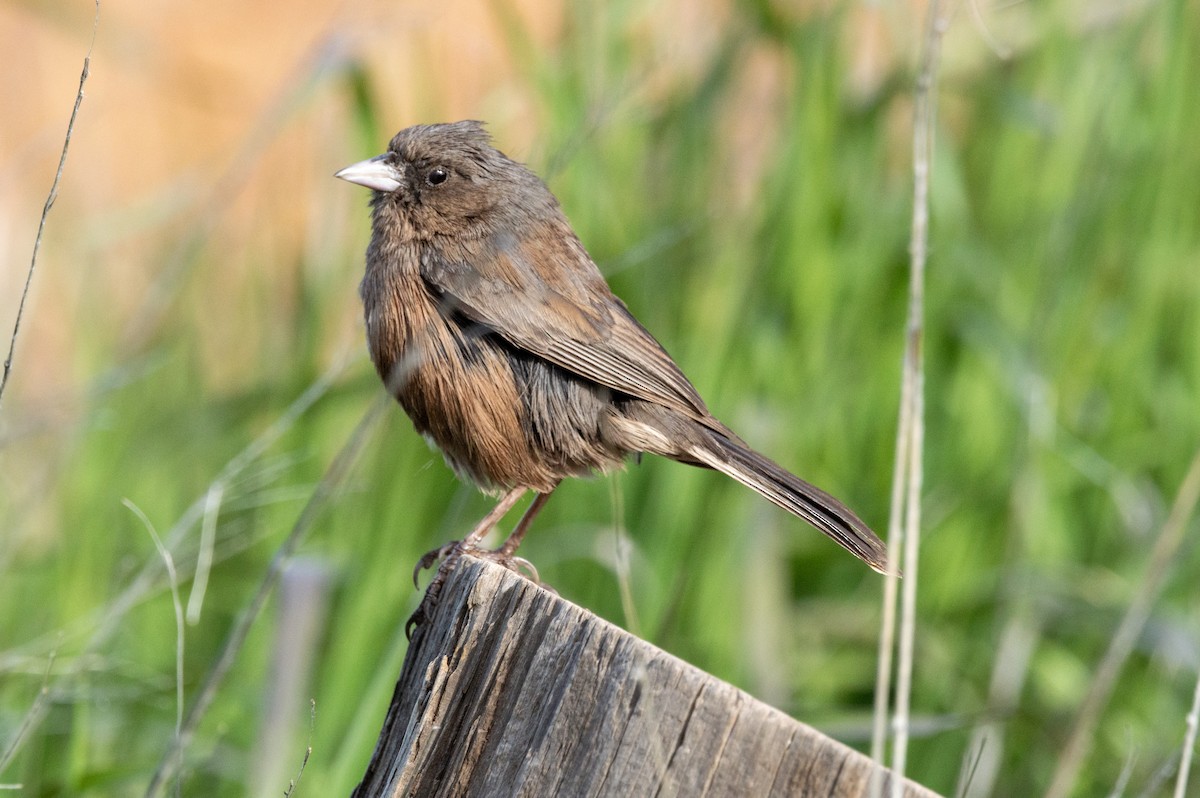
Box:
[336,121,888,619]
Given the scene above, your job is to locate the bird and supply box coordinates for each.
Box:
[335,121,888,619]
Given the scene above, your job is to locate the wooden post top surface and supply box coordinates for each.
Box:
[353,557,941,798]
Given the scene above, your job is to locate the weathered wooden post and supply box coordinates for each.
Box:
[353,557,940,797]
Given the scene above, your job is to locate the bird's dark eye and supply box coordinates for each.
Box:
[426,167,449,186]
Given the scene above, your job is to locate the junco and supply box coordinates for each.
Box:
[336,121,887,623]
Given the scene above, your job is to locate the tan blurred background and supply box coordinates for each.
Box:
[2,0,567,398]
[0,0,926,407]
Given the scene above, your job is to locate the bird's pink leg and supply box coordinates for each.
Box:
[411,486,528,586]
[407,486,532,637]
[491,487,557,582]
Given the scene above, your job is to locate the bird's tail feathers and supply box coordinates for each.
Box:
[689,433,891,575]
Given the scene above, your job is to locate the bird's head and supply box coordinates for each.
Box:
[336,120,548,240]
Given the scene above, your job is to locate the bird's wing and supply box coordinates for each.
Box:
[421,224,712,423]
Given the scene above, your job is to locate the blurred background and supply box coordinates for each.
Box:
[2,0,1198,794]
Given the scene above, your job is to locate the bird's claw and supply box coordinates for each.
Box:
[412,543,459,588]
[404,606,426,640]
[404,541,550,638]
[507,555,541,584]
[412,541,544,587]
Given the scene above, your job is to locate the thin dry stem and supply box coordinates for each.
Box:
[1176,671,1200,798]
[0,1,99,410]
[282,700,316,798]
[868,349,913,798]
[1045,447,1200,798]
[883,3,952,796]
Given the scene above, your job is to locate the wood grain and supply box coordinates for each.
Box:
[352,557,941,798]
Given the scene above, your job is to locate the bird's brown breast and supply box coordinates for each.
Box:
[361,243,623,493]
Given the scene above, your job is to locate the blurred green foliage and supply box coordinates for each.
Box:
[2,0,1198,795]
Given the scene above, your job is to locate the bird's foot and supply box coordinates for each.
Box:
[410,539,543,587]
[405,540,546,638]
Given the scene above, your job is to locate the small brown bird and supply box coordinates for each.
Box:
[336,121,888,599]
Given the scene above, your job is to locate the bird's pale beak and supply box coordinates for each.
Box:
[334,154,402,193]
